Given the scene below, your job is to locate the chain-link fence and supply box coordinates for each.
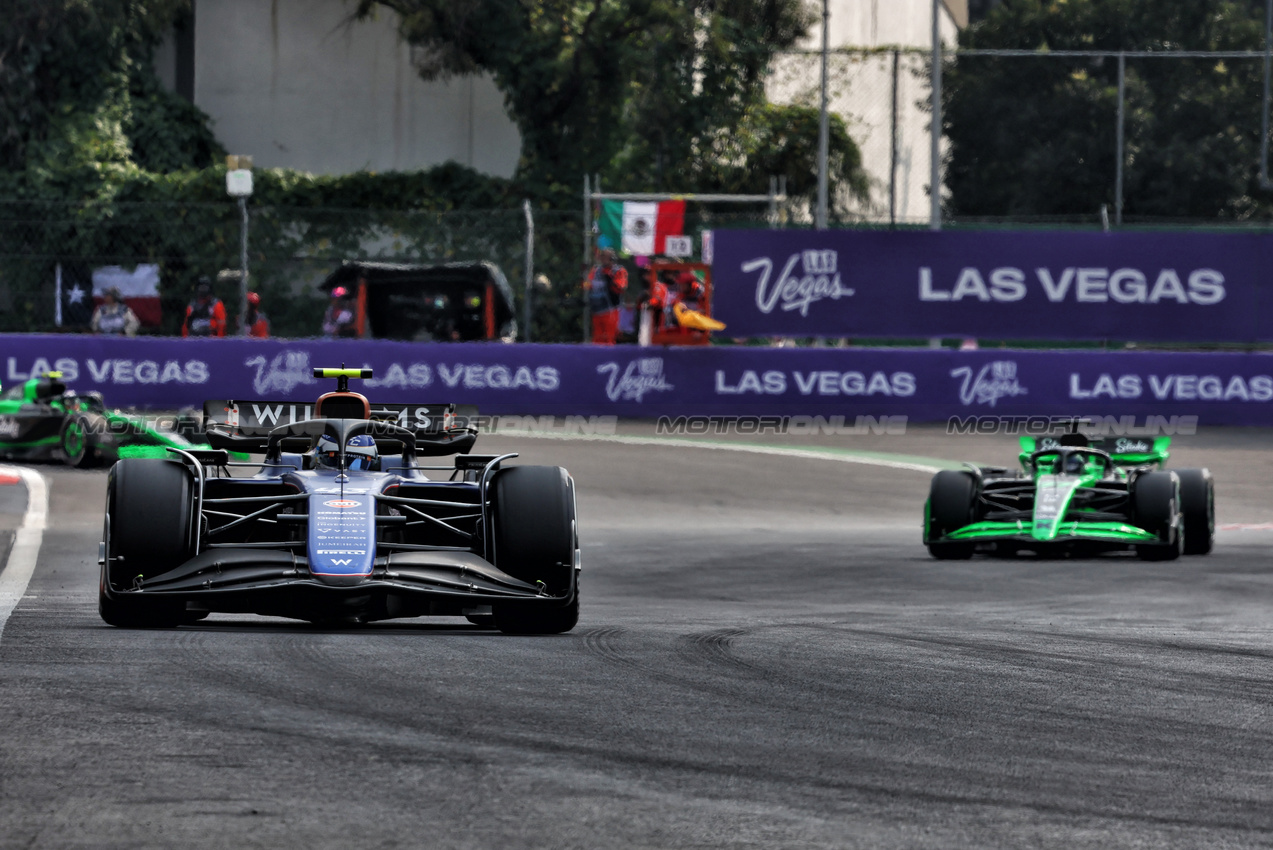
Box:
[0,199,789,341]
[0,201,597,341]
[770,46,1273,228]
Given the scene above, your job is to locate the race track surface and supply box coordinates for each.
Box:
[0,425,1272,848]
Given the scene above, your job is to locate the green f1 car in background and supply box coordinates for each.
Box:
[0,372,204,467]
[924,433,1214,561]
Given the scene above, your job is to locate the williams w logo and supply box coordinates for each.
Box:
[328,559,352,566]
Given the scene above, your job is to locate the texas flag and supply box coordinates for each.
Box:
[598,200,685,256]
[91,264,163,327]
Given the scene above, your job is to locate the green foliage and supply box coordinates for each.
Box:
[0,0,827,341]
[946,0,1269,220]
[0,0,222,179]
[616,101,868,213]
[353,0,864,209]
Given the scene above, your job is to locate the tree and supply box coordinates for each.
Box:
[355,0,866,209]
[945,0,1268,221]
[0,0,222,189]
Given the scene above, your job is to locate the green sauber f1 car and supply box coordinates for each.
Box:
[0,371,205,467]
[924,433,1214,561]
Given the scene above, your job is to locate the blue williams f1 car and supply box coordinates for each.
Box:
[98,368,579,633]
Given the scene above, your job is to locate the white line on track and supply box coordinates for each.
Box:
[494,431,948,473]
[0,466,48,644]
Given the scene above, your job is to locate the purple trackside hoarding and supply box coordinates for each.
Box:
[711,229,1273,341]
[3,335,1273,426]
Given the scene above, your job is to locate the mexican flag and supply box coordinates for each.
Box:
[598,200,685,256]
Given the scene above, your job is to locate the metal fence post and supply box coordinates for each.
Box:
[522,199,534,343]
[815,0,830,230]
[582,174,591,343]
[1262,0,1272,187]
[891,48,900,227]
[1116,51,1125,227]
[930,0,943,231]
[238,196,249,334]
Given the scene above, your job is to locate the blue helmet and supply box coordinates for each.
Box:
[315,433,378,471]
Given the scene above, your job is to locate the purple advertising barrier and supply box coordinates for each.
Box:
[5,335,1273,425]
[712,229,1273,341]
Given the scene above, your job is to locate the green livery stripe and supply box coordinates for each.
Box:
[117,445,171,459]
[0,437,60,449]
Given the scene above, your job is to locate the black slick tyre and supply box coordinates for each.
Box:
[1176,468,1214,555]
[1133,470,1182,561]
[59,414,94,468]
[489,466,578,635]
[99,459,194,628]
[927,470,976,560]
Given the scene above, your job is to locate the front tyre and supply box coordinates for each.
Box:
[59,414,94,468]
[99,459,194,628]
[926,470,977,560]
[1176,468,1215,555]
[1133,470,1182,562]
[489,466,578,635]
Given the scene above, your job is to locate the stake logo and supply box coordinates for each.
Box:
[951,361,1028,407]
[0,417,20,438]
[741,249,854,317]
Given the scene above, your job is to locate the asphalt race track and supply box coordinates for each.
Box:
[1,425,1272,848]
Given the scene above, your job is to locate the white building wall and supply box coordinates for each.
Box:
[179,0,521,178]
[771,0,961,224]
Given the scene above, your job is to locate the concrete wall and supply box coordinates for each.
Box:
[771,0,962,225]
[160,0,522,178]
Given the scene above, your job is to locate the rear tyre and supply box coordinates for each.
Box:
[59,414,94,468]
[1176,468,1215,555]
[99,459,194,628]
[1133,471,1182,562]
[926,470,977,560]
[489,466,578,635]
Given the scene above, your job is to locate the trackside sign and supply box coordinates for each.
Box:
[713,230,1273,341]
[8,335,1273,425]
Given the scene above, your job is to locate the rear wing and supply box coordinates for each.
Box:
[202,399,478,456]
[1019,435,1169,468]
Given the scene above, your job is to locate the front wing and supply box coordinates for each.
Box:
[937,519,1161,546]
[99,546,576,621]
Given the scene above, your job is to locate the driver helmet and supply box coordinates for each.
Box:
[1062,453,1087,475]
[314,433,379,471]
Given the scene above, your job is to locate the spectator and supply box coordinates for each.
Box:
[91,287,140,336]
[586,247,627,345]
[182,277,227,337]
[674,271,705,313]
[243,291,270,338]
[322,286,357,337]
